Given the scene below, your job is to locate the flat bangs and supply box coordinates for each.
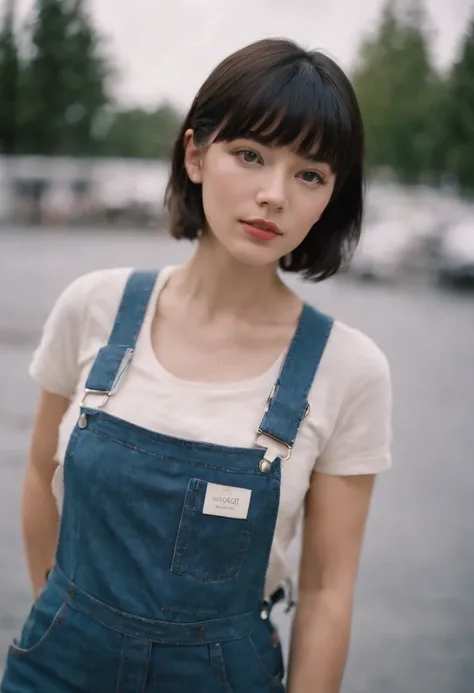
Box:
[168,39,364,279]
[212,61,357,177]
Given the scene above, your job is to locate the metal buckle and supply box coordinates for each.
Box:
[80,388,110,409]
[255,430,292,461]
[79,349,134,411]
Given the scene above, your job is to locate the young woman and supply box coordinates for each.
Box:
[2,38,392,693]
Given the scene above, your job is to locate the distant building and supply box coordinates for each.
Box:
[0,156,170,226]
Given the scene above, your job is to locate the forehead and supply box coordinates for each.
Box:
[192,49,361,179]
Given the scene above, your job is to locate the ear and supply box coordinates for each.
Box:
[183,129,203,184]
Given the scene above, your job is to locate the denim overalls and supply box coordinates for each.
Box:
[2,271,333,693]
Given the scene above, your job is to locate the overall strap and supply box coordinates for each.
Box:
[257,303,334,454]
[84,270,158,398]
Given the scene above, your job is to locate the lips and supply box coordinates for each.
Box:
[240,221,281,241]
[242,218,282,235]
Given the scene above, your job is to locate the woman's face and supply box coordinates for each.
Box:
[184,130,337,267]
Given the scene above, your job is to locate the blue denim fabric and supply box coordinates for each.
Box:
[2,271,333,692]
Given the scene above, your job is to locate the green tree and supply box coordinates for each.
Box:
[353,0,443,183]
[22,0,110,155]
[21,0,71,153]
[0,0,19,153]
[59,0,111,155]
[443,17,474,193]
[102,103,182,159]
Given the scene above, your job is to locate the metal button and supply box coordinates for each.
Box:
[78,413,88,429]
[259,459,272,474]
[260,607,269,620]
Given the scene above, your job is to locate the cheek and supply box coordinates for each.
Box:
[288,189,334,249]
[299,189,332,228]
[201,158,250,219]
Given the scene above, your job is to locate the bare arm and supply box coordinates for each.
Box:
[22,388,70,597]
[286,472,376,693]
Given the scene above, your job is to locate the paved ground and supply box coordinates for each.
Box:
[0,228,473,692]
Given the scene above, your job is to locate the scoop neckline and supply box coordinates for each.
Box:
[139,265,288,392]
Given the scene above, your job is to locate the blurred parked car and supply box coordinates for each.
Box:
[436,220,474,287]
[349,221,417,282]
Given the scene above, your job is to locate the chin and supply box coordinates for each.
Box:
[226,241,282,269]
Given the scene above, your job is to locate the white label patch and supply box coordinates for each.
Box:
[202,483,252,520]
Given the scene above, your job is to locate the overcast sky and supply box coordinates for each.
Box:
[4,0,474,108]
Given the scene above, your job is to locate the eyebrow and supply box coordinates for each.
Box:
[236,131,331,166]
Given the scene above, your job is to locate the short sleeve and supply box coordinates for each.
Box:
[315,352,392,476]
[28,274,92,398]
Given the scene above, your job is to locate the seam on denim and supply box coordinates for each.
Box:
[64,582,257,630]
[8,601,68,657]
[248,632,283,684]
[170,479,197,575]
[148,604,219,616]
[251,477,281,599]
[115,636,126,693]
[82,408,264,456]
[63,598,257,645]
[213,643,234,693]
[65,600,142,640]
[171,478,256,583]
[86,428,266,476]
[139,640,152,693]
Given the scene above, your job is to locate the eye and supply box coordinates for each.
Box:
[299,170,325,185]
[233,148,262,164]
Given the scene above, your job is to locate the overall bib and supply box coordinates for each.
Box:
[2,271,333,693]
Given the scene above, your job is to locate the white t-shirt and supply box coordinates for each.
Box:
[29,266,392,597]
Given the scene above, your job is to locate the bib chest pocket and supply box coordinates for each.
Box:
[171,478,255,582]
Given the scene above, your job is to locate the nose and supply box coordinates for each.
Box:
[255,169,288,211]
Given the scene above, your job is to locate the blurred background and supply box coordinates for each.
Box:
[0,1,474,691]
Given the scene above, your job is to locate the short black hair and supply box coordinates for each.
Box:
[165,38,365,281]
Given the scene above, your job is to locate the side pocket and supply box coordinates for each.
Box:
[9,586,67,658]
[247,620,285,688]
[219,626,285,692]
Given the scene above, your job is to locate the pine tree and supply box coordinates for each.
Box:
[0,0,19,153]
[22,0,110,155]
[59,0,110,155]
[444,17,474,193]
[353,0,443,183]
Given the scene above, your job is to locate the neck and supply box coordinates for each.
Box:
[173,233,288,320]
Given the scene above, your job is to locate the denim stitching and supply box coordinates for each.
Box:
[170,479,197,575]
[252,478,281,599]
[115,637,126,693]
[8,601,68,658]
[211,643,234,693]
[139,641,152,693]
[63,578,257,628]
[81,408,265,456]
[247,632,284,685]
[171,478,257,583]
[63,598,259,646]
[63,430,86,583]
[84,428,275,478]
